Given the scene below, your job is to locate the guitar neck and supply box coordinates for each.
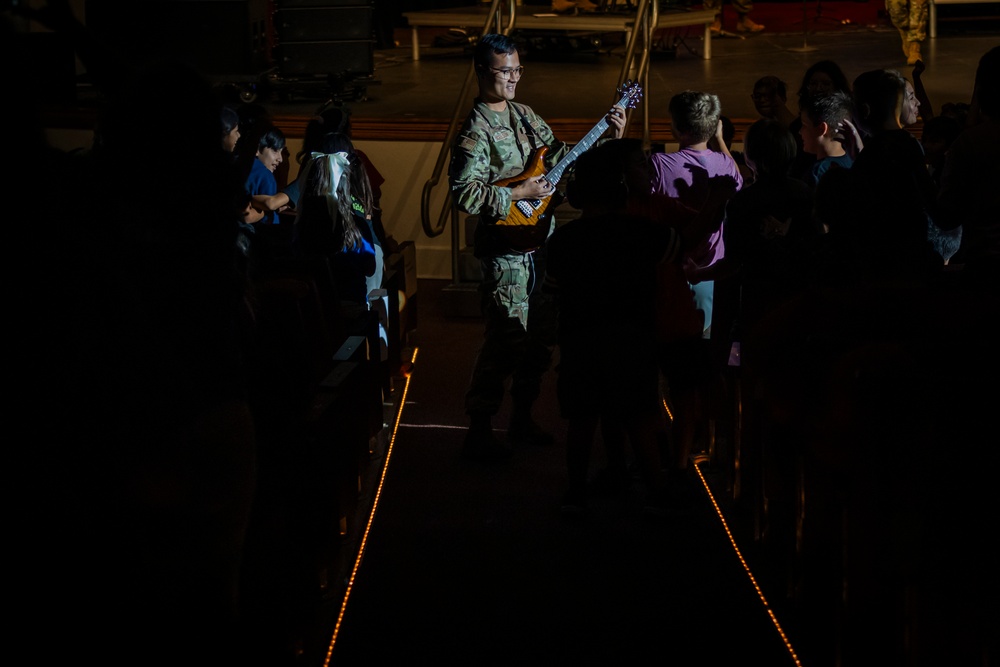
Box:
[545,117,612,186]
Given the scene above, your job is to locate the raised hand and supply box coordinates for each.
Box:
[835,117,864,160]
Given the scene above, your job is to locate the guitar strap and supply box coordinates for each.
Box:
[511,102,547,153]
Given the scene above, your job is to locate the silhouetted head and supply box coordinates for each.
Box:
[743,118,797,178]
[255,124,286,172]
[567,139,641,212]
[299,101,352,163]
[973,45,1000,120]
[220,105,240,152]
[751,76,787,119]
[852,68,907,136]
[798,59,851,106]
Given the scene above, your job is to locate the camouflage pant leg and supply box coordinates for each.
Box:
[510,280,555,409]
[886,0,928,42]
[465,254,550,416]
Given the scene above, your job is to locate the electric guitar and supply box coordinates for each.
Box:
[492,80,643,252]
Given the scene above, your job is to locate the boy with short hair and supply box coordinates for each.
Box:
[798,90,855,187]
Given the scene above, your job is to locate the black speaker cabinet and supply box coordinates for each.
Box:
[275,6,374,41]
[14,32,77,105]
[84,0,269,76]
[275,40,374,77]
[278,0,373,6]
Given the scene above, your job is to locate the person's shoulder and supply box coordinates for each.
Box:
[830,153,854,169]
[510,101,537,117]
[783,174,815,193]
[649,151,681,167]
[456,103,497,139]
[951,119,1000,150]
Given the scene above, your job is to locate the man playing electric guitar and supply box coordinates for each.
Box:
[449,32,625,461]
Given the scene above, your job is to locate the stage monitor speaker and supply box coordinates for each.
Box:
[275,40,374,77]
[275,7,374,41]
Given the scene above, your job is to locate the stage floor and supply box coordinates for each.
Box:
[259,1,998,132]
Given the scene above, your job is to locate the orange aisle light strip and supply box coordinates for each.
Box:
[692,459,804,667]
[323,346,419,666]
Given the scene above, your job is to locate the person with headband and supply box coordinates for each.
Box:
[293,138,378,318]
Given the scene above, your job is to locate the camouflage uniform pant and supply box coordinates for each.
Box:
[465,252,555,417]
[887,0,928,43]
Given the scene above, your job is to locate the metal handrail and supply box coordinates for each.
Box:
[615,0,655,151]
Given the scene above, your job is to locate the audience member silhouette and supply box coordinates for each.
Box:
[797,59,852,101]
[712,119,826,586]
[918,114,963,264]
[292,133,378,320]
[244,124,287,227]
[935,45,1000,278]
[578,138,735,502]
[797,89,855,188]
[750,75,796,126]
[253,103,395,253]
[650,90,743,465]
[11,6,257,664]
[921,115,961,188]
[221,104,241,154]
[820,68,943,282]
[544,139,683,516]
[707,118,822,333]
[790,59,853,180]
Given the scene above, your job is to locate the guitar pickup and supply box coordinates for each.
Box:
[516,200,540,218]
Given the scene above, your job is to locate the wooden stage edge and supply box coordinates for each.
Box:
[38,106,759,144]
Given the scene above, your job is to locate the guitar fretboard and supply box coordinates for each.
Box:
[545,118,613,186]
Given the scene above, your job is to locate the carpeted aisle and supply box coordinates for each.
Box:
[328,279,797,665]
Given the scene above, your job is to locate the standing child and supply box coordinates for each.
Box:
[798,90,856,188]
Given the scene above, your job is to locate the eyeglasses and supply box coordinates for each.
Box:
[489,66,524,80]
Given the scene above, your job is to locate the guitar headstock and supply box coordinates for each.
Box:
[615,80,643,110]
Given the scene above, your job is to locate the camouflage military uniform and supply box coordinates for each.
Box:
[450,99,569,418]
[887,0,928,46]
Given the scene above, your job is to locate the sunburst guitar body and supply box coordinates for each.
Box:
[491,81,643,252]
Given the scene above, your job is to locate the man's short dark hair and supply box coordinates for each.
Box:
[474,33,518,74]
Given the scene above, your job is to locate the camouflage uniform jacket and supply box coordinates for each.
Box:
[449,99,570,257]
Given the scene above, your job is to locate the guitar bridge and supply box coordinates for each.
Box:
[516,200,540,218]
